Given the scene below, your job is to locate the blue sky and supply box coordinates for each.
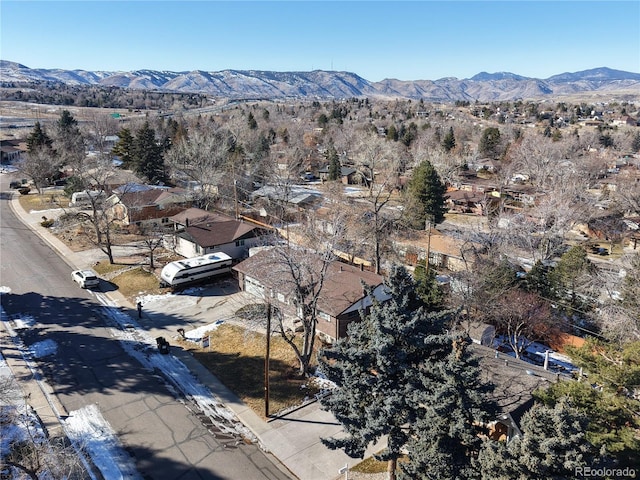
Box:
[2,1,639,82]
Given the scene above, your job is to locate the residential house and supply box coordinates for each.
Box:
[105,184,193,227]
[0,139,26,164]
[318,165,360,185]
[233,248,390,343]
[167,208,271,260]
[471,343,562,442]
[86,170,144,194]
[446,189,487,215]
[394,229,482,272]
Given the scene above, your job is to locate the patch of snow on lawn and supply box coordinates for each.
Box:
[30,338,58,358]
[0,286,11,294]
[12,314,35,330]
[184,319,225,342]
[65,404,142,480]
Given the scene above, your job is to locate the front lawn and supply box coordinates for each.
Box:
[186,323,319,417]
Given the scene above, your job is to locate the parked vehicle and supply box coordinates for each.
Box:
[69,190,104,208]
[160,252,232,288]
[72,269,100,288]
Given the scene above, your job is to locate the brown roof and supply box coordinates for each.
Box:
[117,187,190,207]
[233,248,385,317]
[447,190,486,203]
[318,261,385,316]
[471,343,562,423]
[404,230,477,259]
[170,208,233,226]
[179,220,260,248]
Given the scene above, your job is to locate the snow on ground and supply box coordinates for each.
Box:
[183,319,225,342]
[96,292,257,443]
[64,404,142,480]
[29,338,58,358]
[493,335,578,374]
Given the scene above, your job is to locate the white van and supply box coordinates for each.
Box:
[69,190,104,208]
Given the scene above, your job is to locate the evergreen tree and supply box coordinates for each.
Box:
[400,122,418,147]
[413,260,444,310]
[25,121,53,153]
[442,126,456,152]
[319,266,493,480]
[550,245,595,314]
[317,113,329,127]
[479,127,501,158]
[54,109,85,169]
[402,336,495,480]
[477,400,598,480]
[112,128,135,168]
[133,122,165,183]
[535,339,640,465]
[247,112,258,130]
[326,146,341,181]
[386,124,398,141]
[631,132,640,153]
[404,160,448,229]
[523,260,556,299]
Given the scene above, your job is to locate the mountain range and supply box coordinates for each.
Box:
[1,60,639,102]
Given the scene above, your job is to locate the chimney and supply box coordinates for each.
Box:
[185,218,189,228]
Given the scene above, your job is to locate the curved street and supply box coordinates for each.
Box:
[0,175,294,480]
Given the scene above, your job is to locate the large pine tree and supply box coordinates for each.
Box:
[318,266,493,480]
[133,122,165,184]
[476,400,598,480]
[404,160,448,229]
[112,127,135,168]
[25,121,53,153]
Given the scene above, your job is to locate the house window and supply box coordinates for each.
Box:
[277,292,286,303]
[319,311,331,322]
[236,239,245,247]
[162,217,169,224]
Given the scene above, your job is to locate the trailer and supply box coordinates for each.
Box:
[160,252,233,288]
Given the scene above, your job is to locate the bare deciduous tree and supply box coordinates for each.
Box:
[1,404,88,480]
[494,290,554,359]
[17,148,59,194]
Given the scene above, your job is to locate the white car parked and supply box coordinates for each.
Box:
[71,269,100,289]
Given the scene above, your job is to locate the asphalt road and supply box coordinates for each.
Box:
[0,175,293,480]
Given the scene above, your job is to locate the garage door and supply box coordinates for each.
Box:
[245,276,265,299]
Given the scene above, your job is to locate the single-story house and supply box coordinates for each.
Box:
[471,343,562,442]
[87,169,144,194]
[446,189,487,215]
[166,208,271,260]
[105,184,193,227]
[318,165,361,185]
[394,230,483,272]
[0,139,26,164]
[233,248,391,343]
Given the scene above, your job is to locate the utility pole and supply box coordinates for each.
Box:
[233,178,239,220]
[264,303,271,418]
[425,216,432,274]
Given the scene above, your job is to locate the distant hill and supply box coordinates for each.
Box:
[1,60,638,102]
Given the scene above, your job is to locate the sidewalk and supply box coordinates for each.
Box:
[6,193,382,480]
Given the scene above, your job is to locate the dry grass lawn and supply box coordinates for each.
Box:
[184,324,319,418]
[18,190,68,212]
[108,266,165,299]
